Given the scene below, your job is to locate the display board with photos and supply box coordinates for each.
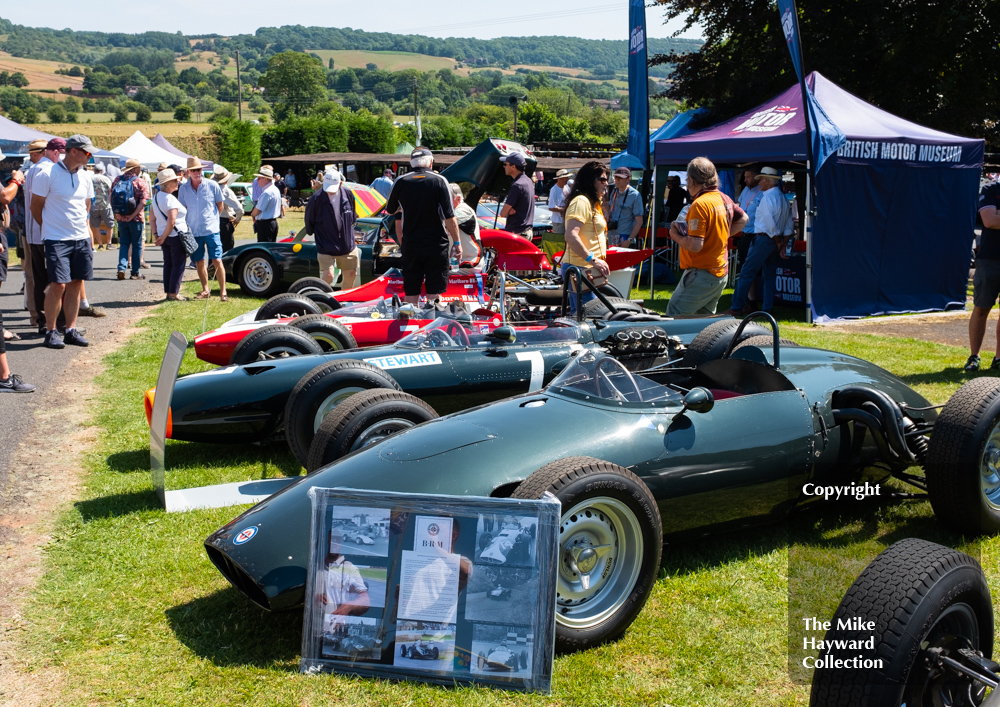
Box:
[300,487,560,693]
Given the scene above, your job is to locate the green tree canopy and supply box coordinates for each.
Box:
[258,51,327,116]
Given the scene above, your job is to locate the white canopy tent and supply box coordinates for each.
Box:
[109,131,181,171]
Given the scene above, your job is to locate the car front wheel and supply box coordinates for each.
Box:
[512,456,661,653]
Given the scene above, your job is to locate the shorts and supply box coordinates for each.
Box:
[973,258,1000,309]
[666,267,726,316]
[318,248,360,274]
[0,244,7,282]
[90,209,114,229]
[549,222,565,236]
[191,233,223,262]
[401,242,449,296]
[44,239,93,284]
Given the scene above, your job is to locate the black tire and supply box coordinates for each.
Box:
[512,456,662,653]
[732,334,801,357]
[478,532,493,552]
[306,389,438,472]
[431,647,439,659]
[255,293,323,321]
[809,538,992,707]
[285,360,401,469]
[302,291,342,312]
[681,319,772,367]
[237,251,282,297]
[924,377,1000,535]
[289,314,358,352]
[228,325,323,365]
[400,644,406,657]
[519,650,528,670]
[288,276,334,294]
[583,296,644,319]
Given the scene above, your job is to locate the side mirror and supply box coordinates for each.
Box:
[680,387,714,415]
[485,325,516,344]
[397,303,417,320]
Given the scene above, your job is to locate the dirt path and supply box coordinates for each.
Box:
[816,309,985,350]
[0,317,153,706]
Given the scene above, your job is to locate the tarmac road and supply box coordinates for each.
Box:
[0,243,167,513]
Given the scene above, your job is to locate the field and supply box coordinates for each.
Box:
[310,49,458,73]
[0,50,76,91]
[175,51,237,77]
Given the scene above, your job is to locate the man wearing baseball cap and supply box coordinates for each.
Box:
[30,134,96,348]
[499,151,535,238]
[384,148,461,304]
[304,170,360,288]
[605,167,644,248]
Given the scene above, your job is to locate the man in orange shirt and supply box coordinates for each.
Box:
[666,157,747,316]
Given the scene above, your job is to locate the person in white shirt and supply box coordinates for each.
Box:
[30,134,95,349]
[542,168,572,265]
[449,183,481,266]
[251,166,282,242]
[726,166,793,316]
[150,168,189,301]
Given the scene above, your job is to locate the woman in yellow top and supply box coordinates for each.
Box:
[561,161,611,313]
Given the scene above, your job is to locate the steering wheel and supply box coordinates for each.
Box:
[425,328,458,347]
[442,320,471,347]
[595,357,642,402]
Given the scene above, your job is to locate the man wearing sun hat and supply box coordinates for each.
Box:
[112,156,150,280]
[177,156,227,299]
[250,165,282,243]
[304,170,359,288]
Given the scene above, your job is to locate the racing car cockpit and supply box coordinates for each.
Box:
[392,317,584,350]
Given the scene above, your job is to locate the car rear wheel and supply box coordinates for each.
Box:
[289,314,357,352]
[307,389,438,472]
[924,376,1000,535]
[681,319,772,367]
[288,276,334,295]
[238,252,282,297]
[512,456,661,653]
[285,360,401,469]
[255,293,323,321]
[228,325,323,365]
[809,538,992,707]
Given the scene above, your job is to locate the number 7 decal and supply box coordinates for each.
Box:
[515,351,544,392]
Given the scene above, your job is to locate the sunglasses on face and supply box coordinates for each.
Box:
[190,168,203,173]
[597,177,609,183]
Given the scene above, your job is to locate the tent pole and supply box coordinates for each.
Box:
[805,163,813,324]
[649,166,657,300]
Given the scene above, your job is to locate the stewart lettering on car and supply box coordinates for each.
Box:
[364,352,442,369]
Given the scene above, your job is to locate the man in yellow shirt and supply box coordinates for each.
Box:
[666,157,747,316]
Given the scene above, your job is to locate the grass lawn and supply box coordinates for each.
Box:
[12,272,1000,705]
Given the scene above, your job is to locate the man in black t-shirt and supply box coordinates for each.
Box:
[500,151,535,238]
[966,181,1000,371]
[385,148,461,304]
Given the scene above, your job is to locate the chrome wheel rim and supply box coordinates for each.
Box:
[350,418,417,451]
[556,497,643,629]
[313,386,365,432]
[243,257,274,293]
[980,421,1000,510]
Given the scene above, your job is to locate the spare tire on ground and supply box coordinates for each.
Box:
[228,325,324,365]
[255,293,323,321]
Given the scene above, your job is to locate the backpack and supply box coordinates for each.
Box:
[111,175,137,216]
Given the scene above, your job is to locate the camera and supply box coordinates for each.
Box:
[607,220,619,231]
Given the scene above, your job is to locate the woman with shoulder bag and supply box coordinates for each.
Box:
[151,168,191,301]
[561,160,611,314]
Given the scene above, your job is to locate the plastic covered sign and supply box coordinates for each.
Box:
[301,487,560,693]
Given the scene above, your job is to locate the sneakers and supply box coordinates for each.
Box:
[64,328,89,347]
[0,374,34,393]
[117,271,126,280]
[129,273,145,280]
[965,354,982,372]
[140,261,151,269]
[991,358,1000,372]
[44,330,65,349]
[79,305,107,317]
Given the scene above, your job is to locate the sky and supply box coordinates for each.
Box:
[1,2,702,42]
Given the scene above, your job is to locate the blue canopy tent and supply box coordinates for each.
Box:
[654,72,984,320]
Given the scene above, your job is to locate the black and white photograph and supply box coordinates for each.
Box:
[474,513,537,567]
[393,621,457,671]
[469,624,534,678]
[464,566,538,624]
[320,615,384,661]
[330,505,391,557]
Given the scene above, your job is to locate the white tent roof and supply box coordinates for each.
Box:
[109,131,182,171]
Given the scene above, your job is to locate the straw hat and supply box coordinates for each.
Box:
[156,168,180,184]
[125,157,141,171]
[186,156,205,170]
[27,139,47,153]
[755,166,782,182]
[255,165,274,180]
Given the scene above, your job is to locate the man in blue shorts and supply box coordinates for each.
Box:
[178,156,228,300]
[30,134,95,349]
